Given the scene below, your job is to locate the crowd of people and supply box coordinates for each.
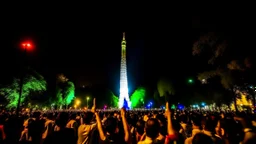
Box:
[0,99,256,144]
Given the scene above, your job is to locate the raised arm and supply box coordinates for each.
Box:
[165,102,178,144]
[166,102,175,135]
[91,98,106,140]
[121,108,130,143]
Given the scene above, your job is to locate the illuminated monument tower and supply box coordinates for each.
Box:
[119,32,131,108]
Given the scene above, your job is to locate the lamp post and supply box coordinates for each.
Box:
[87,97,90,107]
[16,42,32,116]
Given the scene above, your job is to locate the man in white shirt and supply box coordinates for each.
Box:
[77,112,96,144]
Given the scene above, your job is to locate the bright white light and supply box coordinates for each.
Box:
[119,33,131,108]
[201,79,207,84]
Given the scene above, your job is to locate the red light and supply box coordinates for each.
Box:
[21,42,33,51]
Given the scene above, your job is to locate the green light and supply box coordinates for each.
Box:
[0,73,47,108]
[63,81,75,105]
[109,90,119,108]
[112,95,119,107]
[188,79,193,83]
[130,87,146,108]
[55,74,75,107]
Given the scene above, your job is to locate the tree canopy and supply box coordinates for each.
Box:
[130,87,146,108]
[157,78,175,97]
[0,71,46,108]
[192,32,253,110]
[53,74,75,108]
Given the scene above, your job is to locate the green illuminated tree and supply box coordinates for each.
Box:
[63,81,75,106]
[130,87,146,108]
[192,32,251,111]
[0,72,47,108]
[157,78,175,101]
[103,89,119,108]
[54,74,75,108]
[110,92,119,108]
[55,88,63,106]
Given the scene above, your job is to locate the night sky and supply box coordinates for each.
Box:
[1,5,256,96]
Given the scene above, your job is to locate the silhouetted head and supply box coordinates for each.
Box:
[145,118,160,139]
[56,112,69,128]
[70,113,76,120]
[83,112,93,124]
[136,120,145,135]
[192,133,214,144]
[104,117,118,134]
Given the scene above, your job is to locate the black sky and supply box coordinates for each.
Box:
[1,4,256,95]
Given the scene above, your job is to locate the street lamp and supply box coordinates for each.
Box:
[76,100,81,105]
[17,42,33,116]
[74,99,81,109]
[188,78,193,84]
[21,42,33,52]
[22,43,31,48]
[87,97,90,107]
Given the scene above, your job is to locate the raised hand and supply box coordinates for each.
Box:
[165,102,171,117]
[91,98,96,113]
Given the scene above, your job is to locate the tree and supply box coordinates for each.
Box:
[153,90,161,105]
[0,71,47,108]
[130,87,146,108]
[157,78,175,102]
[54,74,75,108]
[241,84,256,108]
[99,88,119,108]
[192,32,251,111]
[63,81,75,106]
[110,92,119,108]
[57,73,69,83]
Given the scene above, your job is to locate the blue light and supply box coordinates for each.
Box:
[160,105,165,109]
[177,103,184,110]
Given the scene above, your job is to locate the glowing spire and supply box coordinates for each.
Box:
[119,32,131,108]
[123,32,125,40]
